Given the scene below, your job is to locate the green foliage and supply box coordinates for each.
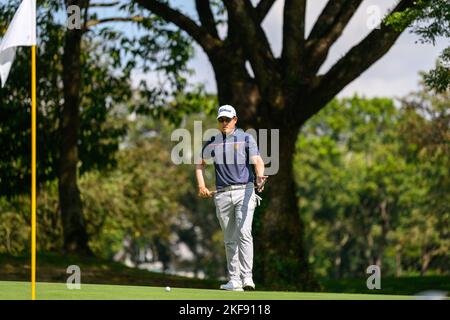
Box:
[0,1,130,195]
[296,94,449,279]
[130,84,218,127]
[0,197,30,254]
[0,182,62,254]
[387,0,450,92]
[396,87,450,275]
[422,48,450,93]
[0,90,226,278]
[81,137,189,258]
[0,0,195,196]
[1,89,447,280]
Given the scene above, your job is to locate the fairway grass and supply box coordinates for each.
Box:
[0,281,415,300]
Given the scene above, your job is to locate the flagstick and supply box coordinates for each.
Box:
[31,44,37,301]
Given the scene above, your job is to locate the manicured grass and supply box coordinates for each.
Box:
[0,281,415,300]
[1,253,448,297]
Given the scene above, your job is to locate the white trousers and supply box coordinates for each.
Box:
[214,183,258,281]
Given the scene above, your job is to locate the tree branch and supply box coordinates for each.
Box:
[281,0,306,81]
[195,0,219,39]
[223,0,278,93]
[255,0,276,23]
[89,1,120,7]
[305,0,419,122]
[134,0,222,52]
[305,0,363,75]
[84,16,145,28]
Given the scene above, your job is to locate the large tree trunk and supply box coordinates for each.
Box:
[209,46,261,127]
[257,123,316,290]
[59,1,92,255]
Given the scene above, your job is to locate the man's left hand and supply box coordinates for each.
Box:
[256,176,268,192]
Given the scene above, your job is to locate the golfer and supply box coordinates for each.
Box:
[195,105,267,291]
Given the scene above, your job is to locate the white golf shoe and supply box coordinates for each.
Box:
[242,278,255,290]
[219,280,244,291]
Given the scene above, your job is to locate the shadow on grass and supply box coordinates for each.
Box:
[0,252,222,289]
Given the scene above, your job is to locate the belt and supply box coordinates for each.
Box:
[215,183,262,206]
[216,183,253,193]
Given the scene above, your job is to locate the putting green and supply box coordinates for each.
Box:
[0,281,414,300]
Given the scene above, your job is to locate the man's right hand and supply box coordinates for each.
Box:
[198,186,213,198]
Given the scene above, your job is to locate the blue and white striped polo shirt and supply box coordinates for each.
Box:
[201,128,260,189]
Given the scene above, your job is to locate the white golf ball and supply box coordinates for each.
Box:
[165,286,171,292]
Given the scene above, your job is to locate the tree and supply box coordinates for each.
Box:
[133,0,430,289]
[59,0,197,254]
[386,0,450,92]
[0,0,130,254]
[396,85,450,275]
[295,97,408,278]
[1,0,190,254]
[59,0,92,255]
[0,2,133,196]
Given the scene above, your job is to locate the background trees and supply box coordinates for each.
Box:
[0,91,448,280]
[0,0,193,254]
[295,92,449,279]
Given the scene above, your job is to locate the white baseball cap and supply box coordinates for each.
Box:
[217,104,237,119]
